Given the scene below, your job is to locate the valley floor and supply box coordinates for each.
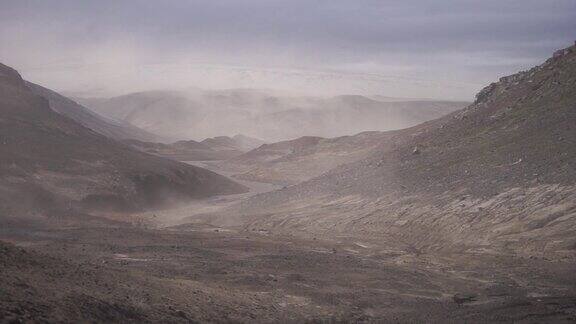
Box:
[131,161,283,228]
[1,222,575,323]
[3,161,573,323]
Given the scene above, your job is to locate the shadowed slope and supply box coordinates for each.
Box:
[27,82,163,142]
[0,63,246,226]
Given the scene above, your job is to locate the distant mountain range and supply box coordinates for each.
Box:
[76,90,468,142]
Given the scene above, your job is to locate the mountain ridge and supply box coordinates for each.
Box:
[212,44,576,256]
[0,62,247,227]
[27,82,163,142]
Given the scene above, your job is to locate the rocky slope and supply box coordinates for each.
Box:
[0,63,246,227]
[77,89,467,142]
[226,44,576,257]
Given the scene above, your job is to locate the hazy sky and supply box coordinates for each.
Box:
[1,0,574,99]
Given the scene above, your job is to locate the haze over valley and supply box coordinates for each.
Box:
[76,90,468,141]
[1,1,575,323]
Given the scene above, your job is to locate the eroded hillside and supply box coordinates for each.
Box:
[222,44,576,257]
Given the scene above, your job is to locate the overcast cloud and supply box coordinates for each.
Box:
[0,0,574,99]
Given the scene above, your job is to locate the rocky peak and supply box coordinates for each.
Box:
[475,42,576,105]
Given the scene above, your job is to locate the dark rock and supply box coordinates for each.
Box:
[453,293,478,305]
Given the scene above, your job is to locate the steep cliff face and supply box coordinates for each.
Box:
[0,63,246,226]
[230,44,576,256]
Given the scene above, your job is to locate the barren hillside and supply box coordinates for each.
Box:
[225,132,390,185]
[0,63,246,228]
[125,134,266,162]
[227,44,576,257]
[27,82,163,142]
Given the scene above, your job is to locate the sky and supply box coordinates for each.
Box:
[0,0,574,100]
